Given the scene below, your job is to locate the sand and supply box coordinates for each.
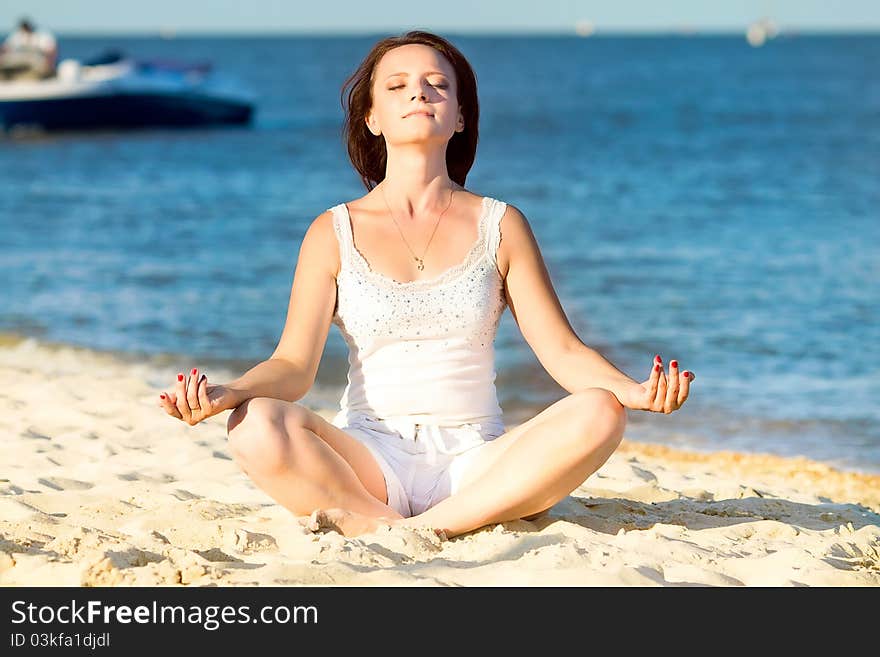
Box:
[2,336,879,587]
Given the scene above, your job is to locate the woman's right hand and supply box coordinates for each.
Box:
[158,367,237,426]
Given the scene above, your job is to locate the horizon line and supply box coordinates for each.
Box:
[49,27,880,37]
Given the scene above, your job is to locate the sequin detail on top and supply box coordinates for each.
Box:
[329,196,508,426]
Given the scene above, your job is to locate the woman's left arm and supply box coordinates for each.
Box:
[499,204,694,413]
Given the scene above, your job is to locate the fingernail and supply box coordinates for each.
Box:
[683,371,691,378]
[191,368,197,375]
[159,393,166,399]
[670,360,678,368]
[654,363,660,372]
[655,354,661,362]
[177,374,184,382]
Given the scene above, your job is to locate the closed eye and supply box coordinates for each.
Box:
[388,83,448,91]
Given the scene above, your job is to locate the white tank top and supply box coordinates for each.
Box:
[329,195,508,426]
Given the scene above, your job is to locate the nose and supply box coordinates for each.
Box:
[409,80,429,101]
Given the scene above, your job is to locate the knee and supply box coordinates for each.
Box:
[226,398,305,473]
[567,388,626,450]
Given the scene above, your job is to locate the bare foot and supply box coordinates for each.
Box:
[298,508,392,537]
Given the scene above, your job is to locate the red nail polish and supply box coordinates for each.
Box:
[192,368,197,375]
[177,374,184,382]
[683,371,691,378]
[655,354,661,362]
[160,393,166,399]
[670,360,678,368]
[654,363,660,372]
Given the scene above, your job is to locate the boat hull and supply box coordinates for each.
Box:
[0,91,253,130]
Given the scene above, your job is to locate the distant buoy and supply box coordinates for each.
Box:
[575,20,595,37]
[746,24,766,47]
[746,17,779,47]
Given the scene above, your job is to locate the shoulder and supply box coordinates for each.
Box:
[298,208,341,278]
[494,202,537,279]
[305,207,338,240]
[495,199,526,227]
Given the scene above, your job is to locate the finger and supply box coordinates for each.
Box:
[159,392,183,419]
[647,362,661,409]
[648,355,661,398]
[174,372,192,423]
[666,359,681,411]
[197,373,211,412]
[187,367,201,411]
[678,370,693,405]
[655,368,667,410]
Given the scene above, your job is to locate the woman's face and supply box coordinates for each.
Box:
[367,43,463,147]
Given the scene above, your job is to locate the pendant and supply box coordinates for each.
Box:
[416,257,424,271]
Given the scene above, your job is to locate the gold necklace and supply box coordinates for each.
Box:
[380,185,455,271]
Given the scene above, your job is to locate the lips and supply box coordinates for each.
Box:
[404,110,434,118]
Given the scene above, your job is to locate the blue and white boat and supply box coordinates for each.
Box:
[0,50,256,131]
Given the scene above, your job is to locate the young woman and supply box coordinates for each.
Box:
[158,30,695,539]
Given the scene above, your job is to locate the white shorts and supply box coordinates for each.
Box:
[330,409,507,517]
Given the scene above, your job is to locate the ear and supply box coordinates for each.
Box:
[456,106,464,132]
[365,111,381,136]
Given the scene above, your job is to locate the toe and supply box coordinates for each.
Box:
[307,509,323,532]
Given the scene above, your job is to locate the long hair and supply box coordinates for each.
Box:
[340,30,480,191]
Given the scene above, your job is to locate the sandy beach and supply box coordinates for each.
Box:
[2,336,878,587]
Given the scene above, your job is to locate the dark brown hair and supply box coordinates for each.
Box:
[340,30,480,191]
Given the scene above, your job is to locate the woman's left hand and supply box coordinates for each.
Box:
[617,354,694,413]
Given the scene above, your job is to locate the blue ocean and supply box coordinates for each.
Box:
[2,34,878,474]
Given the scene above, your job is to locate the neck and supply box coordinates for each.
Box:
[380,145,457,221]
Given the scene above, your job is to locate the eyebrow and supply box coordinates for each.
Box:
[384,71,449,80]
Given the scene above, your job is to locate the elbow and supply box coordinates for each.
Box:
[269,357,314,400]
[538,340,582,377]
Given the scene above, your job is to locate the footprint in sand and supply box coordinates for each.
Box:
[194,547,243,563]
[117,472,177,483]
[170,489,202,501]
[22,427,51,440]
[629,465,659,483]
[185,499,260,520]
[224,528,278,553]
[37,477,95,491]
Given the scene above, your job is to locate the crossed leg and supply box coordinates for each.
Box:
[226,398,404,529]
[305,387,627,539]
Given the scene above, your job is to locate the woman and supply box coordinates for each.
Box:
[158,30,695,539]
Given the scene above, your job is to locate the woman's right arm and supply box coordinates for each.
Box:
[224,358,313,407]
[224,209,340,408]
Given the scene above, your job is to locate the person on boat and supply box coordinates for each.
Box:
[0,17,58,80]
[157,30,696,540]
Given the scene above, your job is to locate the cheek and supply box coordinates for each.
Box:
[375,96,401,118]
